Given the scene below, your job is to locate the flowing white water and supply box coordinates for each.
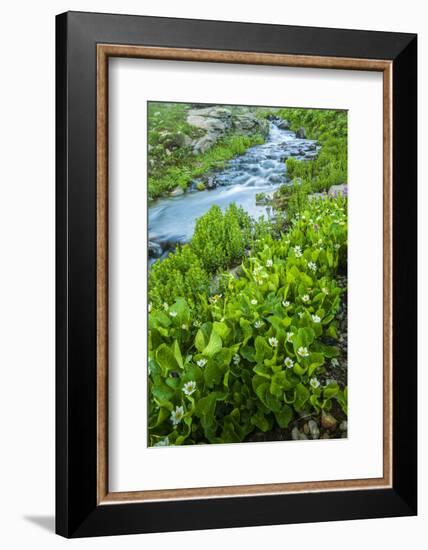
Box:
[148,122,318,261]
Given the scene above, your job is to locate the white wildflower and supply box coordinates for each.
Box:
[197,359,207,367]
[308,261,317,272]
[310,377,320,389]
[233,354,241,365]
[286,332,294,343]
[163,302,169,310]
[302,294,310,303]
[297,346,309,357]
[170,406,184,426]
[182,381,197,396]
[181,324,188,330]
[294,245,302,258]
[282,300,290,307]
[284,357,294,369]
[268,337,278,348]
[169,311,177,318]
[251,299,258,305]
[311,314,321,323]
[266,259,273,267]
[254,320,264,329]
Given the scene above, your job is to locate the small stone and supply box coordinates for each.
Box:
[303,423,309,435]
[339,420,348,432]
[196,182,206,191]
[321,410,338,430]
[295,127,306,139]
[291,427,300,441]
[291,427,308,440]
[170,186,184,197]
[308,419,320,439]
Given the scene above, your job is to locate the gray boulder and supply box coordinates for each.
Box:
[187,106,233,133]
[295,127,306,139]
[158,131,187,150]
[276,119,290,130]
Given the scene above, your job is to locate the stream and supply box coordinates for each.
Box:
[148,122,319,263]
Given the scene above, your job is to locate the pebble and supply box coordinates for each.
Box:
[308,420,320,439]
[291,427,308,441]
[339,420,348,432]
[321,410,338,430]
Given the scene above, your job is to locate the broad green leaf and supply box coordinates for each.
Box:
[274,404,293,428]
[195,329,206,352]
[294,382,310,410]
[213,321,230,341]
[251,410,271,432]
[172,340,183,369]
[203,330,222,357]
[255,336,273,363]
[156,343,179,375]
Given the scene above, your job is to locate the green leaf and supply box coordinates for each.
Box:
[293,327,315,356]
[294,382,310,411]
[308,352,325,377]
[204,361,224,388]
[239,318,253,344]
[203,330,223,357]
[151,380,175,404]
[254,381,281,412]
[274,403,293,428]
[195,329,206,352]
[213,321,230,341]
[324,381,340,399]
[156,344,179,375]
[172,340,183,369]
[251,410,271,432]
[255,336,273,363]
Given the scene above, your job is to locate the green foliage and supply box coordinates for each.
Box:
[148,197,348,446]
[192,204,252,272]
[266,108,348,221]
[149,204,253,310]
[149,245,211,310]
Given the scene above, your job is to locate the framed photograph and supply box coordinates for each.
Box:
[56,11,417,538]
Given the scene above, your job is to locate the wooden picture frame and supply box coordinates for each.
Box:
[56,11,417,538]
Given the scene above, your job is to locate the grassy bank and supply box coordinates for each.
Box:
[148,102,265,199]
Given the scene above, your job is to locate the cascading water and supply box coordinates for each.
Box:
[148,122,318,263]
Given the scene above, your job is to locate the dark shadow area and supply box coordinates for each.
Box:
[24,515,55,533]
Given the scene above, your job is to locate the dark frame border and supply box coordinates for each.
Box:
[56,11,417,538]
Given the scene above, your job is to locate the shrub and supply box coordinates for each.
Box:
[192,204,253,273]
[148,245,211,310]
